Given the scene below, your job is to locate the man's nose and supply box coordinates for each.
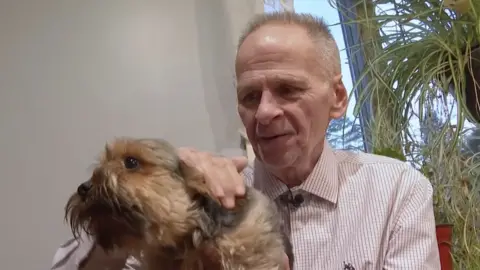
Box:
[255,91,282,125]
[77,180,92,200]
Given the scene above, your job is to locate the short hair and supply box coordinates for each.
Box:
[237,12,341,76]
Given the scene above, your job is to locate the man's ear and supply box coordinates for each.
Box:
[329,74,348,119]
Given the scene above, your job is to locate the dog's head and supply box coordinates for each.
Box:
[65,138,198,251]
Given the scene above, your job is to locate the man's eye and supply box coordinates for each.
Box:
[124,156,140,169]
[277,86,296,96]
[241,92,261,103]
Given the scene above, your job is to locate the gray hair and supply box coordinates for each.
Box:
[238,12,341,77]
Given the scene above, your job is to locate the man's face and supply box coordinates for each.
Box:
[235,24,347,169]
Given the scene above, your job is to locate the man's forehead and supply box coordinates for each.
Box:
[237,72,310,90]
[241,23,310,48]
[235,24,319,81]
[236,24,313,62]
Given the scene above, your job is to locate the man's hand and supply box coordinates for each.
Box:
[283,253,291,270]
[177,148,292,270]
[177,147,248,209]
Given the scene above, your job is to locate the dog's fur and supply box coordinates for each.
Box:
[65,138,294,270]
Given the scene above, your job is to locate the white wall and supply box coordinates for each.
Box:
[0,0,263,269]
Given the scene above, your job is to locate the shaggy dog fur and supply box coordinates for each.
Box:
[65,138,294,270]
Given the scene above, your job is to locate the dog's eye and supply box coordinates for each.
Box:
[124,156,140,169]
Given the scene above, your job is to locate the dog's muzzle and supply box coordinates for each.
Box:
[76,168,110,200]
[77,180,92,200]
[67,176,147,251]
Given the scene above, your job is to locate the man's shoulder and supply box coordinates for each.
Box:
[335,149,407,166]
[335,150,433,216]
[334,149,430,188]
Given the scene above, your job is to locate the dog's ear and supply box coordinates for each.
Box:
[177,160,219,203]
[177,160,246,229]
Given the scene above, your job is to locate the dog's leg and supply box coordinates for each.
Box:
[221,261,284,270]
[213,188,288,270]
[213,234,285,270]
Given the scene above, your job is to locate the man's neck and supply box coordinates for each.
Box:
[269,141,324,188]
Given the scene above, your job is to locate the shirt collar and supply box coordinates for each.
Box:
[253,142,339,204]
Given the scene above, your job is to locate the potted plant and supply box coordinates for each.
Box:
[331,0,480,268]
[350,0,480,124]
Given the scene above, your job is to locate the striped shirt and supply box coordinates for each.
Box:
[51,143,441,269]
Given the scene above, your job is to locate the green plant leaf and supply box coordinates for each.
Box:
[373,147,407,161]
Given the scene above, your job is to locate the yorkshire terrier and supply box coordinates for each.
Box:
[65,138,294,270]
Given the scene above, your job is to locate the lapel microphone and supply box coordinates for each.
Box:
[288,189,304,208]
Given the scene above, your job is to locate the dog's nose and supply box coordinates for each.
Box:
[77,181,92,199]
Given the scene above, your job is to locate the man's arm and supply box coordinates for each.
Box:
[383,168,441,269]
[51,232,140,270]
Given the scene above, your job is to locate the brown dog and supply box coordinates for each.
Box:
[65,138,294,270]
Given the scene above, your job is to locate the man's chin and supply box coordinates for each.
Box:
[258,151,296,169]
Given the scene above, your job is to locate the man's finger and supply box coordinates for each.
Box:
[221,197,236,209]
[283,253,290,270]
[234,181,246,196]
[225,165,246,197]
[231,156,248,172]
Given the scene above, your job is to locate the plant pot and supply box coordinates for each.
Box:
[436,224,453,270]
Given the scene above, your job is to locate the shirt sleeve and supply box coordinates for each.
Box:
[383,167,441,269]
[51,232,141,270]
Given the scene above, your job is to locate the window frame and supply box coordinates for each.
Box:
[335,0,373,152]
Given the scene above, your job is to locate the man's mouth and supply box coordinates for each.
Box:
[258,134,289,141]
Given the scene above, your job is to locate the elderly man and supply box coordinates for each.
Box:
[51,12,441,270]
